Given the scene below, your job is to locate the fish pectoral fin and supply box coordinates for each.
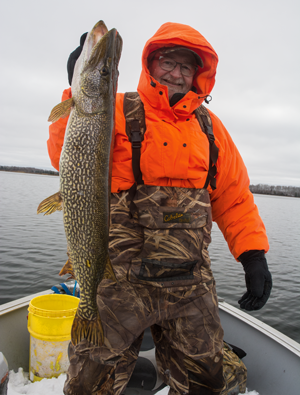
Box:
[103,256,119,284]
[48,98,74,123]
[59,258,76,280]
[37,192,63,215]
[71,312,104,347]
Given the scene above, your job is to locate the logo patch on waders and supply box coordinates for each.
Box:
[163,212,191,223]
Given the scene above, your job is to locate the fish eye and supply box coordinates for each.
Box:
[100,66,109,76]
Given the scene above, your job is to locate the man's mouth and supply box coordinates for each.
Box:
[162,79,182,87]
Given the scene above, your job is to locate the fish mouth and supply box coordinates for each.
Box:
[113,30,123,67]
[85,27,123,74]
[71,21,122,100]
[78,26,122,101]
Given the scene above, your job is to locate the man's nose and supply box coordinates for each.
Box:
[169,64,183,78]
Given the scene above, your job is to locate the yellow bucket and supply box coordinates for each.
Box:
[27,294,79,382]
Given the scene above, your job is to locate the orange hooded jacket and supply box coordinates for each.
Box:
[47,22,269,260]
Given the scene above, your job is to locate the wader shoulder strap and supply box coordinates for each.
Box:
[194,106,219,190]
[123,92,219,190]
[123,92,146,185]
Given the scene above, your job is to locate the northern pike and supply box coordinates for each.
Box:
[37,20,122,347]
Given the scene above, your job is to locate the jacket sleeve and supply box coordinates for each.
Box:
[47,88,72,171]
[208,111,269,260]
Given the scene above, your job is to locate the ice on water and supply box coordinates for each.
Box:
[8,368,260,395]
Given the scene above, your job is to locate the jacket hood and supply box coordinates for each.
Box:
[137,22,218,114]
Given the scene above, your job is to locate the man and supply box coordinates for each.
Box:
[47,22,272,395]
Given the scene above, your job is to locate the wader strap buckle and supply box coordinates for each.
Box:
[131,120,142,149]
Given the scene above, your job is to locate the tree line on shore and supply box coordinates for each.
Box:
[0,165,59,176]
[1,165,299,197]
[249,184,300,198]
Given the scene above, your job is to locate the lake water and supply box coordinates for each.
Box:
[0,171,299,343]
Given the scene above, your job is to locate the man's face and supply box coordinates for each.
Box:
[148,50,196,99]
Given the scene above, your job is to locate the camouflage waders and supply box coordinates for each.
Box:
[64,186,225,395]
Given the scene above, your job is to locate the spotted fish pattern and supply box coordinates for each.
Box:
[38,22,123,347]
[60,112,111,320]
[59,25,122,347]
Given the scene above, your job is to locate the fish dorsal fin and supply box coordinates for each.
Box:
[48,98,74,123]
[37,191,63,215]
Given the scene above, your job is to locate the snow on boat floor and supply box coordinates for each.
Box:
[8,368,259,395]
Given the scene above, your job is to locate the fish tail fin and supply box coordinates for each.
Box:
[104,255,119,284]
[37,191,63,215]
[71,311,104,347]
[48,98,74,123]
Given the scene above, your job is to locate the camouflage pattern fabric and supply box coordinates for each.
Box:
[64,281,224,394]
[221,343,247,395]
[110,186,214,289]
[64,185,231,395]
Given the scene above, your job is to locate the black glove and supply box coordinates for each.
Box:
[67,32,88,86]
[238,250,272,311]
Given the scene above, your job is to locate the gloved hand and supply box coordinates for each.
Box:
[67,32,88,85]
[238,250,272,311]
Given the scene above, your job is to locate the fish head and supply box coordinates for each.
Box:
[72,21,123,114]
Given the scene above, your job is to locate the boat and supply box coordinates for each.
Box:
[1,289,299,395]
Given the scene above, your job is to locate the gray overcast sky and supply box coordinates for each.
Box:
[0,0,299,186]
